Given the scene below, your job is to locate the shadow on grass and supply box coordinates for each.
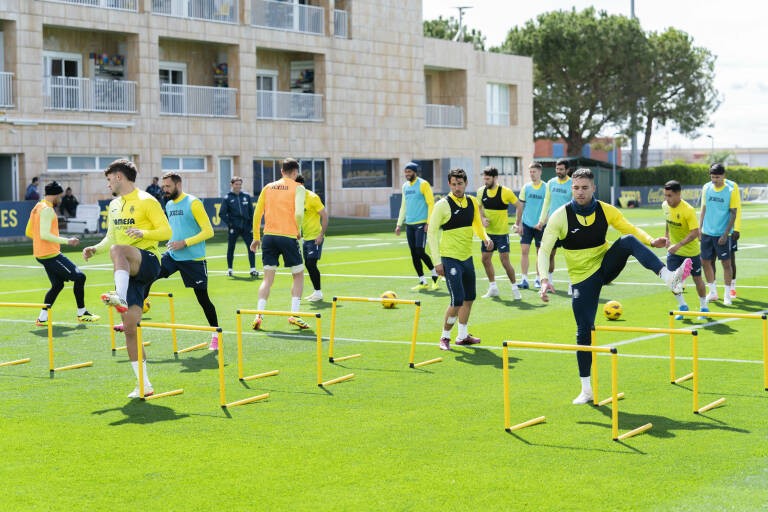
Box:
[485,297,547,310]
[31,324,86,338]
[92,400,190,426]
[147,350,220,373]
[580,404,750,440]
[454,346,519,369]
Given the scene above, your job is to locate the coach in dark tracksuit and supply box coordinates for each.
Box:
[220,176,258,278]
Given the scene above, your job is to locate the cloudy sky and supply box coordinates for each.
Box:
[423,0,767,150]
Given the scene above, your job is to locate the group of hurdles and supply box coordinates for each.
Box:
[4,298,766,441]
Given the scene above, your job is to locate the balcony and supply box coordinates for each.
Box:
[160,84,237,117]
[251,0,324,35]
[425,104,464,129]
[43,77,137,113]
[152,0,238,23]
[333,9,348,38]
[43,0,138,11]
[256,91,322,122]
[0,72,13,108]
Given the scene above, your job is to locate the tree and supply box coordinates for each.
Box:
[499,8,648,157]
[636,28,720,168]
[423,16,486,51]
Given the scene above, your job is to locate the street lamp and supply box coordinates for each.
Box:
[705,134,714,162]
[611,134,622,207]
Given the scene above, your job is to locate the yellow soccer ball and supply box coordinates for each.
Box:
[142,298,151,314]
[603,300,623,321]
[380,291,398,309]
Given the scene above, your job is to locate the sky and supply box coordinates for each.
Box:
[423,0,768,151]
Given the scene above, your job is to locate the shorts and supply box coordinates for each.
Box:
[731,237,738,253]
[481,234,510,253]
[667,253,702,277]
[700,234,731,261]
[519,223,543,247]
[261,234,303,268]
[406,223,427,250]
[37,254,84,287]
[159,253,208,289]
[127,249,161,308]
[441,256,476,307]
[302,239,324,261]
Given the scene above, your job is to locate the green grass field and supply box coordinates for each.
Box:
[1,205,767,511]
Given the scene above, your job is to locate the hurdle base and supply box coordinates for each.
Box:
[673,372,694,384]
[615,422,653,441]
[410,357,443,369]
[223,392,270,408]
[695,397,726,414]
[0,358,31,367]
[114,341,151,353]
[240,370,280,381]
[597,392,625,407]
[142,388,184,401]
[318,373,355,387]
[176,342,208,354]
[52,361,93,372]
[507,415,546,432]
[329,354,361,363]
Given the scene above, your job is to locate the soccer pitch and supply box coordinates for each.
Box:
[1,206,767,511]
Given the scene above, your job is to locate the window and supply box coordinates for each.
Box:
[480,156,522,177]
[162,156,206,173]
[486,83,510,125]
[159,61,187,114]
[43,51,83,110]
[256,70,277,119]
[413,160,434,186]
[47,155,127,173]
[341,159,393,189]
[218,157,234,198]
[253,158,326,203]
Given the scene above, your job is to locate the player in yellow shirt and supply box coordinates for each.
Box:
[295,174,328,302]
[537,169,691,404]
[25,181,100,325]
[83,159,171,398]
[249,158,306,330]
[662,180,709,319]
[427,168,493,351]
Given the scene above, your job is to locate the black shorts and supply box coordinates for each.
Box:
[159,253,208,289]
[127,250,161,308]
[37,254,84,287]
[519,223,543,247]
[262,234,303,268]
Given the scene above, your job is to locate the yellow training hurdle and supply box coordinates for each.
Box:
[329,296,441,369]
[0,302,93,374]
[671,310,768,391]
[594,325,725,414]
[133,322,185,401]
[236,309,353,388]
[502,341,652,441]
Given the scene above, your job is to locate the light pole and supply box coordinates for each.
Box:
[611,134,621,207]
[706,134,714,163]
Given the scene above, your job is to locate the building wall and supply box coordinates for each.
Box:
[0,0,533,215]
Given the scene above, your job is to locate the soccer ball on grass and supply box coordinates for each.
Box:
[603,300,622,321]
[380,291,397,309]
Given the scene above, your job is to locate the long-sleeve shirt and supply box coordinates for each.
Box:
[26,200,69,259]
[427,192,488,261]
[92,188,171,258]
[220,191,254,231]
[252,177,305,240]
[539,176,573,225]
[537,201,654,285]
[165,192,214,261]
[397,178,434,226]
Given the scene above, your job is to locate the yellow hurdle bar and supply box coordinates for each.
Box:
[0,358,31,367]
[672,310,768,390]
[136,323,184,401]
[139,320,209,355]
[597,392,625,407]
[501,341,647,441]
[108,292,174,353]
[0,302,45,368]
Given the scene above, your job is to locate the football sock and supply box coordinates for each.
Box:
[114,270,129,300]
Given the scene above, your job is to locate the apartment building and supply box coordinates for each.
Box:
[0,0,533,217]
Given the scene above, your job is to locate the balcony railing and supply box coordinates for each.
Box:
[43,0,138,11]
[152,0,238,23]
[0,72,14,108]
[160,84,237,117]
[426,104,464,128]
[43,76,137,113]
[251,0,324,35]
[333,9,348,38]
[256,91,322,121]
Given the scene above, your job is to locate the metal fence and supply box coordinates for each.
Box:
[425,104,464,128]
[43,0,138,11]
[251,0,324,35]
[0,72,13,108]
[152,0,238,23]
[160,84,237,117]
[43,77,137,113]
[256,90,322,121]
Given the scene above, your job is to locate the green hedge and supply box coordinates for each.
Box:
[621,165,768,186]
